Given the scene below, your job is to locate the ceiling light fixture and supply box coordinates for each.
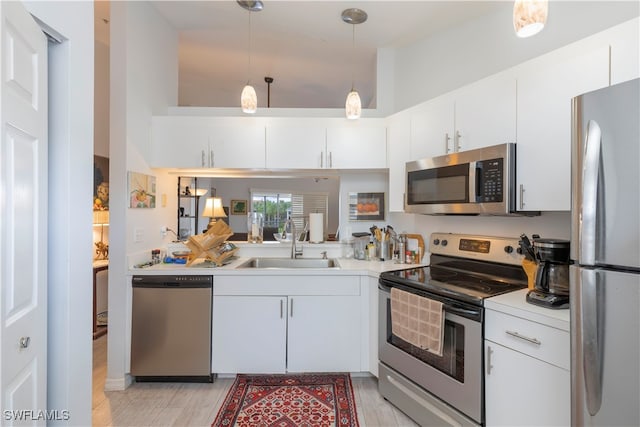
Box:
[342,8,367,120]
[237,1,263,114]
[513,0,548,38]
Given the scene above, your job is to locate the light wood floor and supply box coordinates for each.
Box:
[92,335,418,426]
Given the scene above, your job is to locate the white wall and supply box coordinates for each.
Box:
[393,1,640,111]
[23,1,94,425]
[94,39,109,158]
[108,0,178,389]
[384,211,570,261]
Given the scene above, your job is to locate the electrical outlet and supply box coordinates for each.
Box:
[161,226,168,237]
[133,227,143,243]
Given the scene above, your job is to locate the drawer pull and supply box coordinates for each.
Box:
[506,330,541,346]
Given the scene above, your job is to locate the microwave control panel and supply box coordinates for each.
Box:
[477,158,503,202]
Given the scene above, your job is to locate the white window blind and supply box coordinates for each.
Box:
[291,192,328,231]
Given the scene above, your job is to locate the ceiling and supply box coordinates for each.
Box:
[95,1,505,109]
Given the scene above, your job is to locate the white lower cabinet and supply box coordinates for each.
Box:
[484,308,570,426]
[213,296,287,373]
[287,295,361,372]
[212,276,362,374]
[484,341,570,427]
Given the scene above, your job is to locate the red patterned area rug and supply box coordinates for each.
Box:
[211,373,360,427]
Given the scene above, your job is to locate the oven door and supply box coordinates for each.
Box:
[378,281,483,425]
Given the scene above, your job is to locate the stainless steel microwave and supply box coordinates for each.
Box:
[405,143,527,215]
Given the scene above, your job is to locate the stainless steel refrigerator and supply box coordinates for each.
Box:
[570,77,640,426]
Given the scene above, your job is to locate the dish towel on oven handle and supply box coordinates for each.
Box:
[390,287,444,357]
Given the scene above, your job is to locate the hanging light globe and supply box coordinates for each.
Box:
[345,90,361,120]
[241,84,257,114]
[513,0,548,38]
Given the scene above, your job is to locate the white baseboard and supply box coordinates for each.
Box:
[104,373,134,391]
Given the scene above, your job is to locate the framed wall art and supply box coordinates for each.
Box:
[230,199,247,215]
[128,171,156,208]
[348,192,385,221]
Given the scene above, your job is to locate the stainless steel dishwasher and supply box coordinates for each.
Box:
[130,275,213,382]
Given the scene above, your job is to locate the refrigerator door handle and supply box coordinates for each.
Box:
[580,120,602,265]
[581,268,604,416]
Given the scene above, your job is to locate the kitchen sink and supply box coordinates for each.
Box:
[236,257,340,269]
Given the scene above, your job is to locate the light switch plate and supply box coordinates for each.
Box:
[133,227,143,243]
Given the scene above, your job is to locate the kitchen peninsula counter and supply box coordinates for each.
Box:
[129,255,422,278]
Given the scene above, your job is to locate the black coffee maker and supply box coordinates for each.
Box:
[526,238,571,309]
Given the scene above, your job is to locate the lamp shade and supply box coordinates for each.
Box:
[93,210,109,225]
[202,197,227,219]
[345,90,362,120]
[241,84,257,114]
[513,0,548,38]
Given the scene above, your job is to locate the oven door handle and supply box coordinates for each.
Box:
[379,284,482,320]
[445,305,482,319]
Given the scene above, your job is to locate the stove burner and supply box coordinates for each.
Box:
[444,279,495,294]
[428,270,457,282]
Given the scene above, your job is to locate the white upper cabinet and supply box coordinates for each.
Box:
[208,123,265,169]
[265,118,387,170]
[326,122,387,169]
[515,45,609,211]
[151,116,209,168]
[387,111,411,212]
[452,70,517,152]
[609,18,639,85]
[410,93,455,160]
[409,71,516,160]
[265,122,326,169]
[150,116,265,168]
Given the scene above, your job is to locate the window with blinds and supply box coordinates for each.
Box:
[290,192,328,232]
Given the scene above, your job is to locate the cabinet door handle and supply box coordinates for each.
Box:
[201,150,205,167]
[19,336,31,349]
[455,130,462,152]
[329,151,333,168]
[290,298,293,317]
[519,184,525,210]
[506,330,541,346]
[280,299,283,318]
[445,133,451,153]
[210,149,214,167]
[486,344,493,375]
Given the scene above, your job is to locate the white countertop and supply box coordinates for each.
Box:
[130,255,425,278]
[485,288,570,331]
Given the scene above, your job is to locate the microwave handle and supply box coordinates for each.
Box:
[469,161,479,203]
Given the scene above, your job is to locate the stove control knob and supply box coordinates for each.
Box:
[504,245,514,254]
[441,240,448,247]
[433,238,440,246]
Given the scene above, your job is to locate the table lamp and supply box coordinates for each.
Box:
[93,210,109,259]
[202,197,227,230]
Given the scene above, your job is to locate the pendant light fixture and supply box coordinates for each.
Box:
[513,0,549,38]
[342,8,367,120]
[237,1,263,113]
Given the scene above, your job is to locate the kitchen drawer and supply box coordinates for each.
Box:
[485,309,569,370]
[214,275,360,296]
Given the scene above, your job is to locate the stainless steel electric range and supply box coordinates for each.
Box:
[378,233,528,426]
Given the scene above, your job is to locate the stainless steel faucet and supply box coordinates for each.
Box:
[285,218,304,259]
